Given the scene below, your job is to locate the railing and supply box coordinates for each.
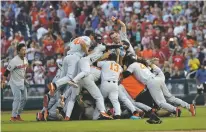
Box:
[1,79,203,110]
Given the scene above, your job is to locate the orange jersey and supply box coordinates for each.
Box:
[121,75,145,99]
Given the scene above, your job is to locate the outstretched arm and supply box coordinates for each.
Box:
[111,16,126,33]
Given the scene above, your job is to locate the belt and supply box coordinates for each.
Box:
[107,80,117,83]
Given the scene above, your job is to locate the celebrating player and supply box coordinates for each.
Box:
[2,43,28,121]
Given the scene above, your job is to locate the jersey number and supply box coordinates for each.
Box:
[110,63,119,72]
[73,38,82,45]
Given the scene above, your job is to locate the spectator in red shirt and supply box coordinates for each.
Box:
[172,49,185,70]
[78,11,86,27]
[153,47,166,65]
[46,58,57,83]
[42,35,56,60]
[55,33,65,55]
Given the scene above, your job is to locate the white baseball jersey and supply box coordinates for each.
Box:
[90,66,101,81]
[68,36,91,57]
[7,55,28,88]
[127,62,155,85]
[93,44,106,53]
[97,61,122,82]
[120,31,136,57]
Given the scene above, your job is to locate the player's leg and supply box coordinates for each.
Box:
[70,58,90,87]
[65,87,80,120]
[10,85,21,121]
[48,54,80,94]
[48,102,63,121]
[83,75,105,112]
[83,75,112,119]
[16,87,27,121]
[147,79,180,116]
[108,83,121,119]
[161,82,195,116]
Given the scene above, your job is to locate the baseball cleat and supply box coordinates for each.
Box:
[146,119,162,124]
[16,115,24,121]
[113,115,121,120]
[100,112,113,120]
[68,80,79,88]
[64,116,70,121]
[139,111,145,118]
[36,112,44,121]
[130,115,141,120]
[10,117,17,122]
[47,83,55,96]
[189,104,196,116]
[56,109,64,121]
[176,108,181,117]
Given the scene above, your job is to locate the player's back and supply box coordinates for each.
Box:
[68,36,91,56]
[98,61,122,82]
[93,44,106,53]
[127,62,155,85]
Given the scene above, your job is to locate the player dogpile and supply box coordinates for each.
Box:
[3,16,196,124]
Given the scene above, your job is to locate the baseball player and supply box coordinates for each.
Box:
[68,34,124,87]
[47,30,94,95]
[39,59,64,121]
[122,56,194,117]
[97,53,123,119]
[63,50,116,120]
[2,43,28,121]
[148,58,196,116]
[109,16,136,57]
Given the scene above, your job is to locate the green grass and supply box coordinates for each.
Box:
[1,106,206,132]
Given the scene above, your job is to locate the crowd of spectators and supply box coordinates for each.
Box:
[1,1,206,85]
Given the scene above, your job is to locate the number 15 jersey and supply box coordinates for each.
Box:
[97,61,122,82]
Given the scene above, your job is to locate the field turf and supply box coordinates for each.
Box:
[1,106,206,132]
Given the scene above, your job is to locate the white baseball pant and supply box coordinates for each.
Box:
[147,77,177,112]
[10,83,27,117]
[55,54,81,89]
[62,86,80,118]
[153,65,190,109]
[100,81,121,116]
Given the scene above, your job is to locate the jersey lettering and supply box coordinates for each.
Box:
[110,63,119,72]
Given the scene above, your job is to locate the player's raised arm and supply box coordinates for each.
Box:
[111,16,126,33]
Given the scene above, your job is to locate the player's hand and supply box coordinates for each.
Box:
[111,16,117,22]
